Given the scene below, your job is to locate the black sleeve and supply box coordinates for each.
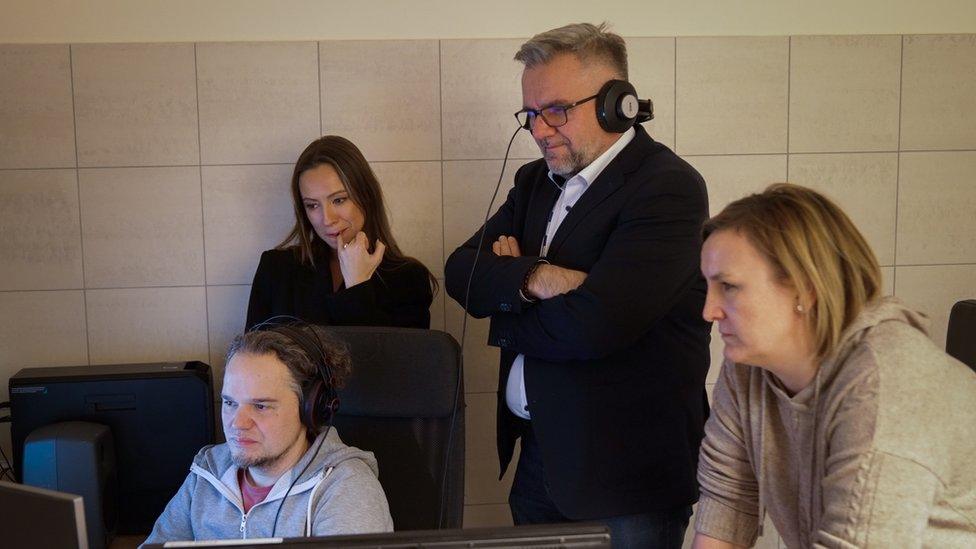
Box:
[245,250,276,330]
[328,261,434,329]
[444,168,542,319]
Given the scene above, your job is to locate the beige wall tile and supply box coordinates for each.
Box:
[897,152,976,264]
[895,265,976,349]
[202,164,294,285]
[0,290,88,458]
[463,503,512,528]
[440,39,538,160]
[206,284,252,394]
[676,37,789,155]
[86,286,209,364]
[320,40,440,161]
[788,153,898,265]
[707,324,722,385]
[465,392,517,504]
[0,45,75,169]
[685,154,787,216]
[0,169,83,290]
[371,161,443,274]
[446,301,500,394]
[197,42,320,165]
[628,37,676,150]
[881,266,895,297]
[443,160,518,257]
[789,36,901,153]
[901,35,976,150]
[72,43,199,167]
[79,167,204,287]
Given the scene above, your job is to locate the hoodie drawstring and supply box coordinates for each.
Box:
[304,466,334,536]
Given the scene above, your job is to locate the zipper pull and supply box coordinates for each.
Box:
[240,513,247,536]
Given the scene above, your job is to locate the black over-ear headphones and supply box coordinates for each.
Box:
[596,79,654,133]
[264,324,340,434]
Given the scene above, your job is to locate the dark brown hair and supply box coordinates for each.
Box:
[278,135,437,292]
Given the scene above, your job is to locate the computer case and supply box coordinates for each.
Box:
[9,361,214,534]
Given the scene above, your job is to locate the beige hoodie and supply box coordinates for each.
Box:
[695,298,976,548]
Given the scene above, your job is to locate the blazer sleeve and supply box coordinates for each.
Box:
[695,361,761,547]
[328,262,433,329]
[486,167,707,361]
[444,169,545,319]
[245,250,276,330]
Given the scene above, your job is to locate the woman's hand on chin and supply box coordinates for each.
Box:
[337,231,386,287]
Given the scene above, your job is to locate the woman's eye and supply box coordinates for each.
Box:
[721,282,736,291]
[332,197,346,206]
[303,202,318,210]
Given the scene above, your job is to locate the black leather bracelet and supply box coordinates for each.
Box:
[519,260,549,303]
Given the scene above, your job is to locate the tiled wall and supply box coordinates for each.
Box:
[2,34,976,545]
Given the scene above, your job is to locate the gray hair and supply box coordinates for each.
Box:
[515,22,628,80]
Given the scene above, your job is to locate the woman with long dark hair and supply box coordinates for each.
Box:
[246,136,436,329]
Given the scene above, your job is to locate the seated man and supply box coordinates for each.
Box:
[144,323,393,543]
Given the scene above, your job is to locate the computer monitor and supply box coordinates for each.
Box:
[9,361,215,534]
[0,480,89,549]
[142,523,611,548]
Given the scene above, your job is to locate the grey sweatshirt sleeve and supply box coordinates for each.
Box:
[141,472,197,546]
[695,361,761,547]
[310,463,394,536]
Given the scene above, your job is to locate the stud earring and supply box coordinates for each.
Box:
[795,303,804,313]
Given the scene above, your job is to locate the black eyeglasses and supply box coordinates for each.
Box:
[514,94,598,130]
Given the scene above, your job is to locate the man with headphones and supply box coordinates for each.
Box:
[143,323,393,544]
[445,22,711,548]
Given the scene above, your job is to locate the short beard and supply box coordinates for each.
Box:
[544,147,589,177]
[230,446,290,471]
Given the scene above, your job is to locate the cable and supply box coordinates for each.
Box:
[269,424,331,538]
[438,125,524,529]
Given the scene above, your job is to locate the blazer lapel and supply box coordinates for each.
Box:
[523,176,561,256]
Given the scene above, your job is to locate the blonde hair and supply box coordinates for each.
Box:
[703,183,881,359]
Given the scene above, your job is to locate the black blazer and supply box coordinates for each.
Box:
[246,248,433,330]
[445,126,712,519]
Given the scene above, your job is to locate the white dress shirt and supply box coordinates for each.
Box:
[506,127,636,419]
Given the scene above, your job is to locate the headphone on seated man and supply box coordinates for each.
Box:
[255,321,341,437]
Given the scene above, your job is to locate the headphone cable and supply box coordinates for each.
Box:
[438,124,524,528]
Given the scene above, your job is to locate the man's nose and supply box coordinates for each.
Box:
[530,115,557,139]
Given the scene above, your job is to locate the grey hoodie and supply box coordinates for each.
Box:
[142,427,393,545]
[696,298,976,548]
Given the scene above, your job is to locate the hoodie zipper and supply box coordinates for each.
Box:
[240,511,248,538]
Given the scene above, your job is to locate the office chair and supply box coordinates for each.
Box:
[946,299,976,374]
[327,326,464,530]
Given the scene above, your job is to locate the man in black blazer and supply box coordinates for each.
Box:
[444,23,711,548]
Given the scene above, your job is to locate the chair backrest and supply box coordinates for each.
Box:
[326,326,464,530]
[947,299,976,374]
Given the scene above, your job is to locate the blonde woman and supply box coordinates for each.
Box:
[693,183,976,548]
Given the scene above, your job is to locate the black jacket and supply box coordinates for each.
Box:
[246,248,433,330]
[445,125,712,519]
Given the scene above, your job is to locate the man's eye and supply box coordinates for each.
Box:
[254,404,267,411]
[222,399,235,407]
[721,282,736,291]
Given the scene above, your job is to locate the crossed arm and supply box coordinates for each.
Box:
[490,235,586,300]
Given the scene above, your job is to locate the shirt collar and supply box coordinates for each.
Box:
[548,126,636,188]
